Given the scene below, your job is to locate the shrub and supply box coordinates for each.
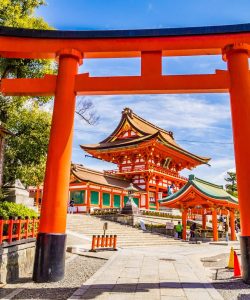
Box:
[146,224,166,229]
[0,201,38,220]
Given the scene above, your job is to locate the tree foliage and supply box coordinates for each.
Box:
[0,0,48,29]
[0,0,54,82]
[0,0,53,188]
[3,104,51,186]
[0,0,99,188]
[225,171,237,197]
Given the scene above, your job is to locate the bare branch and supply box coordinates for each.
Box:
[75,97,100,125]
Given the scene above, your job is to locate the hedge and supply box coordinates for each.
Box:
[0,201,38,220]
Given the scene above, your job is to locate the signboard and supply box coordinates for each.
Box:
[166,222,175,230]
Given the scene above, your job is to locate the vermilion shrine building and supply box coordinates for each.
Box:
[160,175,239,241]
[69,107,210,212]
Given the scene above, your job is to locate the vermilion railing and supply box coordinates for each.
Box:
[104,165,188,181]
[0,216,39,245]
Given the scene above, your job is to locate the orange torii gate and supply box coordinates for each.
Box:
[0,24,250,283]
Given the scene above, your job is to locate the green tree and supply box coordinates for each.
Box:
[225,171,237,197]
[3,104,51,186]
[0,0,54,188]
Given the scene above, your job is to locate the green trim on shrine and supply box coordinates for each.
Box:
[159,174,238,204]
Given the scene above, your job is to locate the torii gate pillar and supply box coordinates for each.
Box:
[224,43,250,283]
[32,49,82,282]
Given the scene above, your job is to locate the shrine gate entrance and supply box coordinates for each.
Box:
[0,23,250,283]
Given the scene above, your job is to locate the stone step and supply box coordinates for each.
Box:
[66,214,179,247]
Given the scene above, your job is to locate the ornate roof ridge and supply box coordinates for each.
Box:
[122,107,174,139]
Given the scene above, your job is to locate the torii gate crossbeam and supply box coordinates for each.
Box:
[0,24,250,283]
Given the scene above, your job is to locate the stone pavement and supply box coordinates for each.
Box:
[68,243,232,300]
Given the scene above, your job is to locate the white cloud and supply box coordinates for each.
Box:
[181,158,235,186]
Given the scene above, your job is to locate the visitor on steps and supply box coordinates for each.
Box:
[68,198,75,214]
[175,221,183,239]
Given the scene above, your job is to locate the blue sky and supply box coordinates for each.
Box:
[36,1,250,185]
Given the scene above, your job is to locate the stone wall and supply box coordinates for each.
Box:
[0,240,35,283]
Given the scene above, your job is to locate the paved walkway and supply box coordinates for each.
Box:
[69,243,233,300]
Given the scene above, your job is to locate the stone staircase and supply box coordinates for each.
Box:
[66,214,182,248]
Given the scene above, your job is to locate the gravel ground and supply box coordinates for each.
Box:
[0,253,105,300]
[202,252,250,300]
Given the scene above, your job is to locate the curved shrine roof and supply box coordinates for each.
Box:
[159,174,238,208]
[81,108,210,165]
[71,164,142,190]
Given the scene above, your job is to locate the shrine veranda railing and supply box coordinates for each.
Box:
[0,216,39,246]
[104,165,188,182]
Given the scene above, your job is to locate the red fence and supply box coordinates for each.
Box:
[91,235,117,252]
[0,216,39,245]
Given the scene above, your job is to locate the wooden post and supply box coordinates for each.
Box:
[113,235,117,250]
[230,210,236,241]
[145,177,150,210]
[25,216,29,239]
[86,184,91,213]
[33,49,82,283]
[8,217,14,243]
[91,235,96,251]
[32,217,36,238]
[202,212,207,230]
[224,44,250,283]
[101,235,105,247]
[212,209,218,241]
[155,183,159,211]
[100,189,103,209]
[111,189,114,208]
[96,235,99,248]
[182,209,187,240]
[0,216,3,245]
[17,216,22,240]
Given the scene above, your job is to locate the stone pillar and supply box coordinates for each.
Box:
[33,49,82,283]
[223,43,250,283]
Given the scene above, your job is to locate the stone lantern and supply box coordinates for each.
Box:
[121,183,140,215]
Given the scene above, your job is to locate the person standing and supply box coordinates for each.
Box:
[190,222,196,238]
[224,221,229,242]
[175,221,183,239]
[68,198,75,214]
